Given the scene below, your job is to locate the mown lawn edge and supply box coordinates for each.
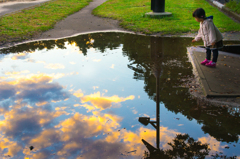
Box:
[0,0,92,45]
[92,0,240,35]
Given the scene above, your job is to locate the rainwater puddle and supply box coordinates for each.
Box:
[0,32,240,158]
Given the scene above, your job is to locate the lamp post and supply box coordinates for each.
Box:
[138,78,161,156]
[151,0,165,12]
[138,37,163,157]
[145,0,172,17]
[138,75,160,151]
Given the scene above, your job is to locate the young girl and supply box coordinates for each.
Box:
[192,8,223,67]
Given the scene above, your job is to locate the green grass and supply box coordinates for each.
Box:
[93,0,240,34]
[0,0,91,44]
[225,0,240,14]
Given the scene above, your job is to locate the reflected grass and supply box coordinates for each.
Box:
[0,0,91,44]
[92,0,240,34]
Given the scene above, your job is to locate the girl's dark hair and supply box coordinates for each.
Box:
[192,8,206,19]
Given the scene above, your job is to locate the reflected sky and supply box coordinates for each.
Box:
[0,33,240,159]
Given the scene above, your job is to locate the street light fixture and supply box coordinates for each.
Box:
[138,117,157,129]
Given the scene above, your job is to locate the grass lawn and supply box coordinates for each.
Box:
[93,0,240,34]
[0,0,91,44]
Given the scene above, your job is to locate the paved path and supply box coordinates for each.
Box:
[0,0,49,17]
[34,0,126,40]
[188,46,240,106]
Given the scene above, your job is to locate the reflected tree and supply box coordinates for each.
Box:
[123,35,240,144]
[143,134,210,159]
[166,134,209,159]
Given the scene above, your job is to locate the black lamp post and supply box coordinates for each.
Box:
[151,0,165,13]
[145,0,172,17]
[138,37,163,156]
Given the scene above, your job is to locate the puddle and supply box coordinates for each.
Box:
[0,32,240,158]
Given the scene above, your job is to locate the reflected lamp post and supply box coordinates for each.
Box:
[138,37,163,156]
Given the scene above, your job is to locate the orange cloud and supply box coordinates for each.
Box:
[5,70,30,75]
[14,107,183,159]
[35,101,49,106]
[0,108,68,138]
[29,129,60,149]
[11,53,28,60]
[0,73,69,106]
[0,135,22,156]
[80,92,135,110]
[198,135,221,152]
[73,89,84,98]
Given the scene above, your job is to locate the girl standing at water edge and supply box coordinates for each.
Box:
[192,8,223,68]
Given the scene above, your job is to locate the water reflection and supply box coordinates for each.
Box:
[0,32,240,158]
[139,37,210,159]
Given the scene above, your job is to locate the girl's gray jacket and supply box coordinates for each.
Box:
[194,18,223,47]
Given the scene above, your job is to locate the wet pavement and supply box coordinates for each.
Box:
[0,32,240,158]
[188,46,240,98]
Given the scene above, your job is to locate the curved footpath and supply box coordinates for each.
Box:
[0,0,50,16]
[1,0,240,107]
[34,0,127,40]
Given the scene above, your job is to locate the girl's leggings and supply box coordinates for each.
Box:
[206,48,218,62]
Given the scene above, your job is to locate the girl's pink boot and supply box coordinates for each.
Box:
[200,59,210,65]
[205,61,216,67]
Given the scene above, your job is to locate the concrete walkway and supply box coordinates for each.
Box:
[0,0,49,17]
[188,46,240,106]
[34,0,126,40]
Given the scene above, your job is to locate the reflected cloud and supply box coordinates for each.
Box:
[0,73,69,113]
[26,110,180,158]
[11,53,28,60]
[93,59,101,62]
[36,101,49,106]
[0,81,16,101]
[36,61,46,64]
[2,72,65,80]
[92,86,99,90]
[73,89,84,98]
[45,63,65,69]
[0,53,6,61]
[27,111,124,158]
[132,109,138,114]
[0,108,67,148]
[5,70,30,75]
[199,135,221,152]
[69,61,76,65]
[0,134,22,157]
[80,91,135,110]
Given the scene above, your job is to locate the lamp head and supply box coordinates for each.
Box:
[138,117,150,126]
